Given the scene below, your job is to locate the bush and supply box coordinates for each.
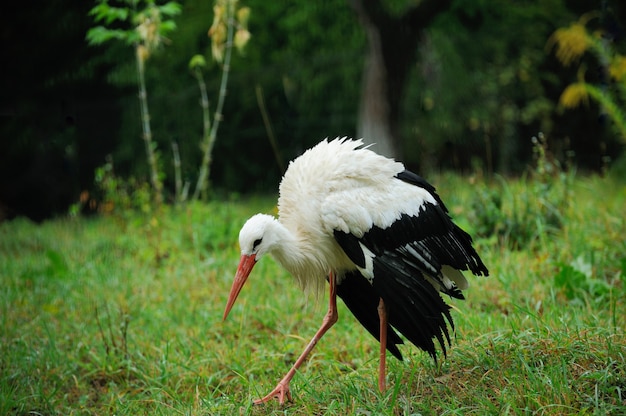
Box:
[69,157,153,218]
[469,133,574,249]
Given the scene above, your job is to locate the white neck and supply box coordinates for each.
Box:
[268,219,328,293]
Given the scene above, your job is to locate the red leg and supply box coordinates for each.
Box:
[254,272,339,405]
[377,297,387,392]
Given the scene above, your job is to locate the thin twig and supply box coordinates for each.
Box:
[136,48,163,206]
[193,1,236,200]
[172,141,184,203]
[255,85,285,174]
[120,309,130,361]
[95,305,110,356]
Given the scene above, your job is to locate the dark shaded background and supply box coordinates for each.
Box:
[1,0,624,221]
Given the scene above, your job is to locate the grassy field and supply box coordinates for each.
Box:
[1,174,625,415]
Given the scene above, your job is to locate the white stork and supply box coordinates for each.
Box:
[223,137,488,405]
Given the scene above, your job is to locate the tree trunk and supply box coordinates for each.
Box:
[350,0,451,159]
[357,12,396,157]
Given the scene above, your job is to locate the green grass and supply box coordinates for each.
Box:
[1,176,625,415]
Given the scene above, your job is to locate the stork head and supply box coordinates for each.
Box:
[223,214,279,320]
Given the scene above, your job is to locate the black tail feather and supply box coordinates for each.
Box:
[372,251,455,362]
[336,271,404,360]
[336,256,455,363]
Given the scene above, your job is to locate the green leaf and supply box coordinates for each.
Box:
[106,6,130,25]
[160,20,178,35]
[86,26,115,45]
[189,54,207,70]
[86,26,135,46]
[88,3,130,25]
[159,1,182,17]
[88,3,110,23]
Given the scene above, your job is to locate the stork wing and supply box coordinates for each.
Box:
[394,170,488,276]
[335,228,455,359]
[332,170,488,359]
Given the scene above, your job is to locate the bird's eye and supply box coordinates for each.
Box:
[252,238,262,250]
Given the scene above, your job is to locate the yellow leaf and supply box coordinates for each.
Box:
[549,23,589,66]
[234,29,251,53]
[212,42,225,63]
[237,7,250,28]
[212,4,225,23]
[136,44,150,62]
[559,83,589,109]
[209,23,227,62]
[609,56,626,82]
[208,4,226,41]
[208,22,226,43]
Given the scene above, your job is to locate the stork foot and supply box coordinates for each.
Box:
[253,381,292,405]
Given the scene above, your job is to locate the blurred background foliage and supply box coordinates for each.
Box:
[1,0,625,221]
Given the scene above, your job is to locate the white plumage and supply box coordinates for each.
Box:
[223,137,488,405]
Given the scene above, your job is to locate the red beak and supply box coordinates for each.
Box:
[223,254,257,321]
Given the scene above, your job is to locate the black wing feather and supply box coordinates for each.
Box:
[396,170,488,276]
[372,250,454,360]
[334,229,366,268]
[336,271,404,360]
[332,169,489,360]
[396,170,449,212]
